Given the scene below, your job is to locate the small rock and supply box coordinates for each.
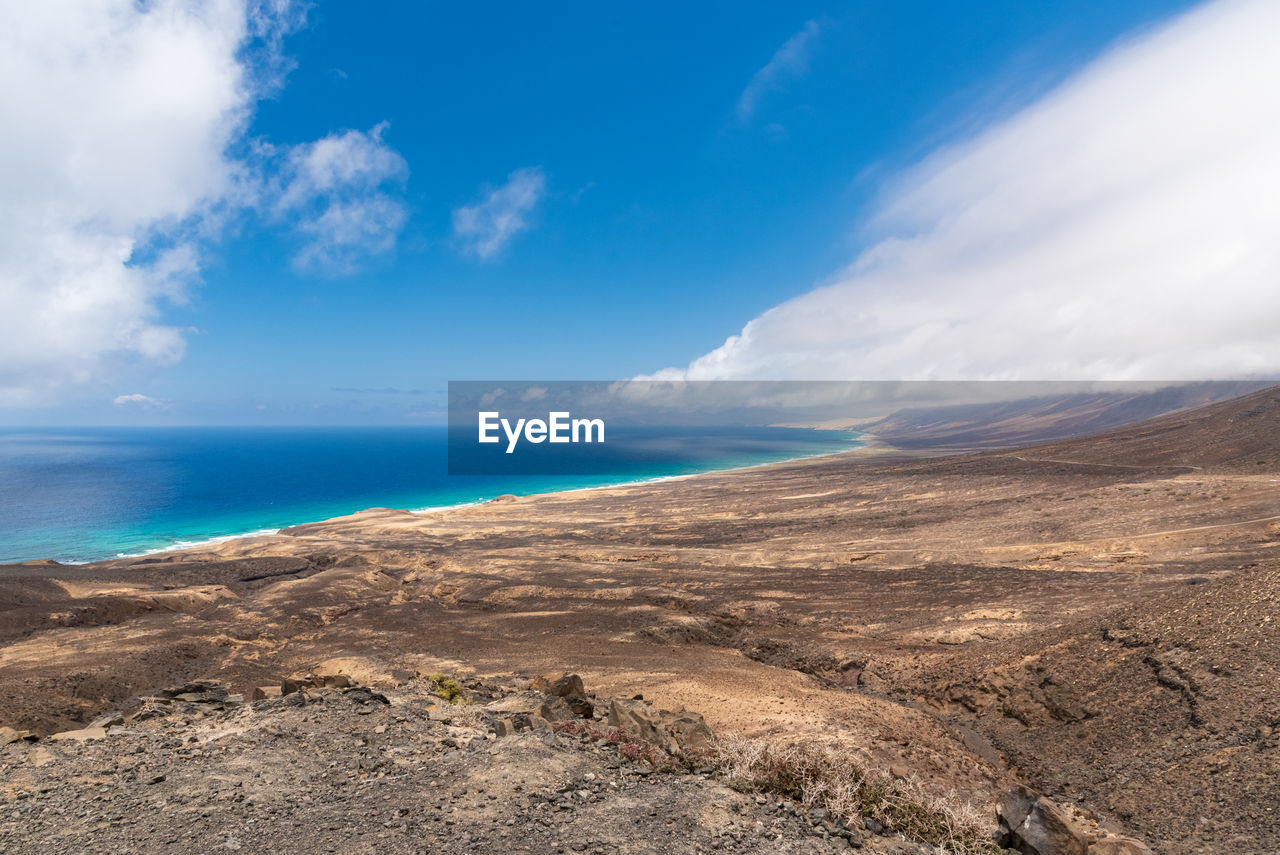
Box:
[1089,838,1154,855]
[28,747,55,767]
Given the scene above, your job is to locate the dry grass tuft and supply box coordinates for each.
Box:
[709,734,999,855]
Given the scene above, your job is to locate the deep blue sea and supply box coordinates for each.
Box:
[0,426,860,564]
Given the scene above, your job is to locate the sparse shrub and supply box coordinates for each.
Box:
[710,734,1000,855]
[428,673,470,705]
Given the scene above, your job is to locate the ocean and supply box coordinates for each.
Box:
[0,426,861,564]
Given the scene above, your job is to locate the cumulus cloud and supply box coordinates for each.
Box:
[0,0,259,405]
[0,0,409,405]
[452,167,548,260]
[274,123,409,273]
[735,20,821,124]
[661,0,1280,382]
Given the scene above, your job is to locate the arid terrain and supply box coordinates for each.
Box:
[2,386,1278,854]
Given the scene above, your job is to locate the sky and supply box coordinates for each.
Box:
[6,0,1278,425]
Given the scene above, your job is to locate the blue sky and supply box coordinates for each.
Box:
[11,0,1278,424]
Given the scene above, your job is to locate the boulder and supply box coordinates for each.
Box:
[538,696,577,723]
[494,713,548,737]
[281,676,309,695]
[998,786,1038,839]
[1089,839,1154,855]
[49,727,108,742]
[252,685,283,700]
[159,681,228,703]
[128,705,169,723]
[426,703,455,723]
[485,692,546,716]
[532,673,586,698]
[997,786,1087,855]
[0,726,34,745]
[280,673,351,694]
[662,711,715,754]
[566,695,595,718]
[86,712,125,729]
[342,686,389,706]
[606,698,715,757]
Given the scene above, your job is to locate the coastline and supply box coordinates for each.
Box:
[3,389,1278,855]
[46,430,877,566]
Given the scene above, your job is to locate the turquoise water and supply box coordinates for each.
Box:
[0,426,861,564]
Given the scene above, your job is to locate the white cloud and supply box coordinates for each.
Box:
[0,0,261,405]
[736,20,821,124]
[452,167,548,260]
[0,0,409,405]
[274,123,409,273]
[661,0,1280,383]
[113,393,166,408]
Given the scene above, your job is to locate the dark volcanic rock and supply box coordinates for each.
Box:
[998,786,1087,855]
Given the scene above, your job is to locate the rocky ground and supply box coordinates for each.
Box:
[2,386,1278,853]
[1,673,945,855]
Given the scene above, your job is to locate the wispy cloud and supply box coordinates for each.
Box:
[113,393,167,409]
[330,386,426,395]
[656,0,1280,383]
[735,20,821,124]
[452,167,548,260]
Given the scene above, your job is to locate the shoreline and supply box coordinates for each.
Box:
[45,431,878,566]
